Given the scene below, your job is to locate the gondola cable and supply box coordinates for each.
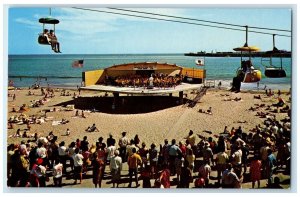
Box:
[71,7,291,38]
[107,7,291,33]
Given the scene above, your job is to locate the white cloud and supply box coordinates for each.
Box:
[15,17,38,27]
[15,7,192,48]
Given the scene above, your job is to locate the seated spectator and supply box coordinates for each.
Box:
[86,124,99,132]
[48,30,61,53]
[66,128,71,136]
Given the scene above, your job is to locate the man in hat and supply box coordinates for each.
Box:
[202,142,214,166]
[119,131,129,162]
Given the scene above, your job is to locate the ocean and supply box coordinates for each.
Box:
[8,54,292,90]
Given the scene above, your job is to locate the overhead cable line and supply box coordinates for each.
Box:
[71,7,291,38]
[108,7,291,33]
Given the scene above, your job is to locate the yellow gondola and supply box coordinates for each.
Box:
[234,46,262,83]
[233,25,262,83]
[230,26,262,92]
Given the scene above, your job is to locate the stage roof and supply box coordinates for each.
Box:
[105,62,182,71]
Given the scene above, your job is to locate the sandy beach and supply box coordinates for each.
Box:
[7,87,290,146]
[6,86,291,188]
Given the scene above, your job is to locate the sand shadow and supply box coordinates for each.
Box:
[53,96,190,114]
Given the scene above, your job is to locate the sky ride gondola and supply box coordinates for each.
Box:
[233,26,262,84]
[261,34,287,78]
[234,46,262,83]
[230,26,262,92]
[38,8,60,46]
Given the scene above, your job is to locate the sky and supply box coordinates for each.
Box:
[7,6,293,54]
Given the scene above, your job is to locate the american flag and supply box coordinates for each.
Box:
[195,58,205,66]
[72,59,84,68]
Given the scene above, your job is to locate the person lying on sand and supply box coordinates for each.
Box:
[220,94,230,97]
[233,97,242,101]
[280,105,290,113]
[198,107,212,115]
[19,104,29,112]
[253,95,261,99]
[248,106,259,111]
[61,118,69,124]
[237,120,247,123]
[223,97,233,101]
[22,131,34,138]
[27,91,35,96]
[203,130,213,134]
[255,111,271,118]
[223,97,241,101]
[36,117,45,124]
[9,129,21,138]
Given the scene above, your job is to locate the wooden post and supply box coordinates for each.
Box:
[113,92,119,108]
[179,91,183,104]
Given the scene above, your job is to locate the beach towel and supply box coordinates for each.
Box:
[65,105,75,111]
[45,116,54,121]
[52,121,62,126]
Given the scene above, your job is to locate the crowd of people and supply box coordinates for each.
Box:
[7,110,290,188]
[111,73,182,89]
